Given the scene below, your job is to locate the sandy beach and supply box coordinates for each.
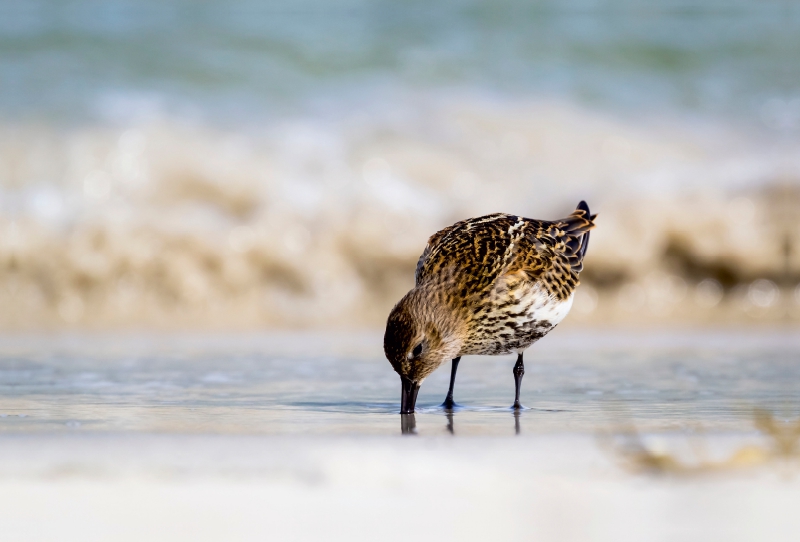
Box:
[2,433,799,542]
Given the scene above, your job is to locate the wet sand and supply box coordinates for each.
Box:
[2,433,800,542]
[1,329,799,541]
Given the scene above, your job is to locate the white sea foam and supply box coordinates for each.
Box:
[2,94,800,328]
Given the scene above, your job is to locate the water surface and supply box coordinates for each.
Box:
[4,1,800,124]
[2,331,797,437]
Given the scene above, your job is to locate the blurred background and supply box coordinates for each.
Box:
[3,5,800,539]
[3,0,800,330]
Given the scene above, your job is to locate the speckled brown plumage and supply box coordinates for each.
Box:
[384,201,596,411]
[415,206,595,301]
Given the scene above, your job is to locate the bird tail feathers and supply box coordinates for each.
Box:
[559,201,596,273]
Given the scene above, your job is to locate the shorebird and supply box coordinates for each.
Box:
[384,201,596,413]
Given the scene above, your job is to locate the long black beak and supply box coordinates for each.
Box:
[400,376,420,414]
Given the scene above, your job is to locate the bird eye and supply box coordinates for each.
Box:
[412,343,423,358]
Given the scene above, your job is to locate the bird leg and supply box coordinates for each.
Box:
[441,357,461,410]
[512,353,525,410]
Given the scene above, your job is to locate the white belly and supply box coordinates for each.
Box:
[463,282,574,356]
[515,283,574,328]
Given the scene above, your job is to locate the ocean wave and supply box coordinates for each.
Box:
[3,95,800,328]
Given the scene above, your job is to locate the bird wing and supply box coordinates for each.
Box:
[509,202,597,300]
[415,213,517,291]
[415,203,596,301]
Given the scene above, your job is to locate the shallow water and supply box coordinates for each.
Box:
[2,331,800,541]
[2,330,797,437]
[5,1,800,123]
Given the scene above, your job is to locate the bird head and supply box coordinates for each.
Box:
[383,288,462,413]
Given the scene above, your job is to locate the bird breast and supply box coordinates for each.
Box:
[463,279,574,356]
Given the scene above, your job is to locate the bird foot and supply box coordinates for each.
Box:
[440,397,461,411]
[511,401,525,410]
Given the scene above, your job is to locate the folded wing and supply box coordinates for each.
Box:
[414,202,596,301]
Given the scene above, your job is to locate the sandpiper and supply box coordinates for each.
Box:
[384,201,596,413]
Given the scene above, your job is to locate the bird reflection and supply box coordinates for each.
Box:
[400,413,417,435]
[399,408,524,435]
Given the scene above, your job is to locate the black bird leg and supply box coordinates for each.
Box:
[441,357,461,410]
[512,353,525,410]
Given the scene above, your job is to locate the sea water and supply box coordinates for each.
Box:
[4,1,800,124]
[1,330,797,436]
[1,331,799,541]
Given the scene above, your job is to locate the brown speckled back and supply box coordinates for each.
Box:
[415,205,596,303]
